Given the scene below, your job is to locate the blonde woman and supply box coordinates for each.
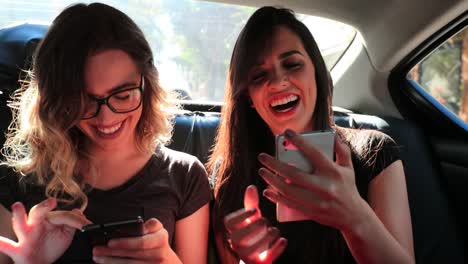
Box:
[0,3,211,264]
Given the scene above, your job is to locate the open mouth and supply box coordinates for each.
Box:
[95,120,125,137]
[270,94,300,113]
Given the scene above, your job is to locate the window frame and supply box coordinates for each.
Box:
[389,11,468,136]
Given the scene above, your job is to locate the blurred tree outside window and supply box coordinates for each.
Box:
[0,0,355,102]
[408,26,468,123]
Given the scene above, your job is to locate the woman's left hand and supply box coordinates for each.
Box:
[259,129,368,232]
[92,218,181,264]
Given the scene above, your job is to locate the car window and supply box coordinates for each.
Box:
[0,0,355,102]
[408,26,468,123]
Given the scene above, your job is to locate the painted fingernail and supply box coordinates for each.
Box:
[258,168,265,176]
[284,129,294,138]
[93,256,103,263]
[11,202,21,210]
[258,153,267,163]
[281,238,288,246]
[268,227,279,236]
[263,190,273,200]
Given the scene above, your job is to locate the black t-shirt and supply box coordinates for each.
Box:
[0,146,212,263]
[270,129,401,264]
[242,129,401,264]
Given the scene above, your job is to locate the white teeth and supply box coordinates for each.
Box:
[270,95,298,107]
[97,122,122,134]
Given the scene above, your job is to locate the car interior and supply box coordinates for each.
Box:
[0,0,467,263]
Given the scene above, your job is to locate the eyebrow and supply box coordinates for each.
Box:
[254,50,304,66]
[88,80,139,97]
[278,50,303,59]
[108,81,138,93]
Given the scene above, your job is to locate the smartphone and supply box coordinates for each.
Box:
[275,129,335,222]
[275,129,335,173]
[81,216,144,246]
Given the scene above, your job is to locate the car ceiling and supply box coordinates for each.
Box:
[205,0,467,117]
[207,0,467,72]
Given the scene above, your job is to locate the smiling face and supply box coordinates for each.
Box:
[247,26,317,135]
[78,49,143,153]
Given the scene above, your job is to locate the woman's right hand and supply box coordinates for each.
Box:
[224,185,287,264]
[0,198,92,264]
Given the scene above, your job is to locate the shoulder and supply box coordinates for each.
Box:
[155,147,212,219]
[339,128,401,176]
[156,145,205,170]
[340,128,395,146]
[341,128,398,158]
[154,145,208,180]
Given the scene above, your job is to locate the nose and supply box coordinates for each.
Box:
[95,103,115,121]
[268,68,289,91]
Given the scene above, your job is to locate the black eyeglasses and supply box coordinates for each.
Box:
[81,75,145,120]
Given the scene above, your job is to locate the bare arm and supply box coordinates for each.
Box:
[174,203,210,264]
[342,160,415,264]
[0,205,14,264]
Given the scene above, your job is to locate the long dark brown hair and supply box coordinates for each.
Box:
[207,6,351,263]
[2,3,174,208]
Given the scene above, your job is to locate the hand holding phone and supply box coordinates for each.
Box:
[275,129,335,222]
[81,216,144,246]
[275,129,335,173]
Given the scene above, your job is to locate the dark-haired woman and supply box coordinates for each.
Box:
[208,6,414,264]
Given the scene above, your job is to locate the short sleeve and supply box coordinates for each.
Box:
[348,129,402,199]
[368,132,401,178]
[348,129,402,181]
[177,159,213,219]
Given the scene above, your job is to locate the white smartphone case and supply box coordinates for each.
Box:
[274,129,335,222]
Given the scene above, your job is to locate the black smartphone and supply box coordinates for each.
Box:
[81,216,144,246]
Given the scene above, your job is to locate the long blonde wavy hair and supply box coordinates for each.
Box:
[1,3,175,209]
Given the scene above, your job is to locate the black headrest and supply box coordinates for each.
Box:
[0,23,47,91]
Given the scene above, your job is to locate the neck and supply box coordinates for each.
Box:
[93,144,141,163]
[82,140,152,190]
[86,135,140,161]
